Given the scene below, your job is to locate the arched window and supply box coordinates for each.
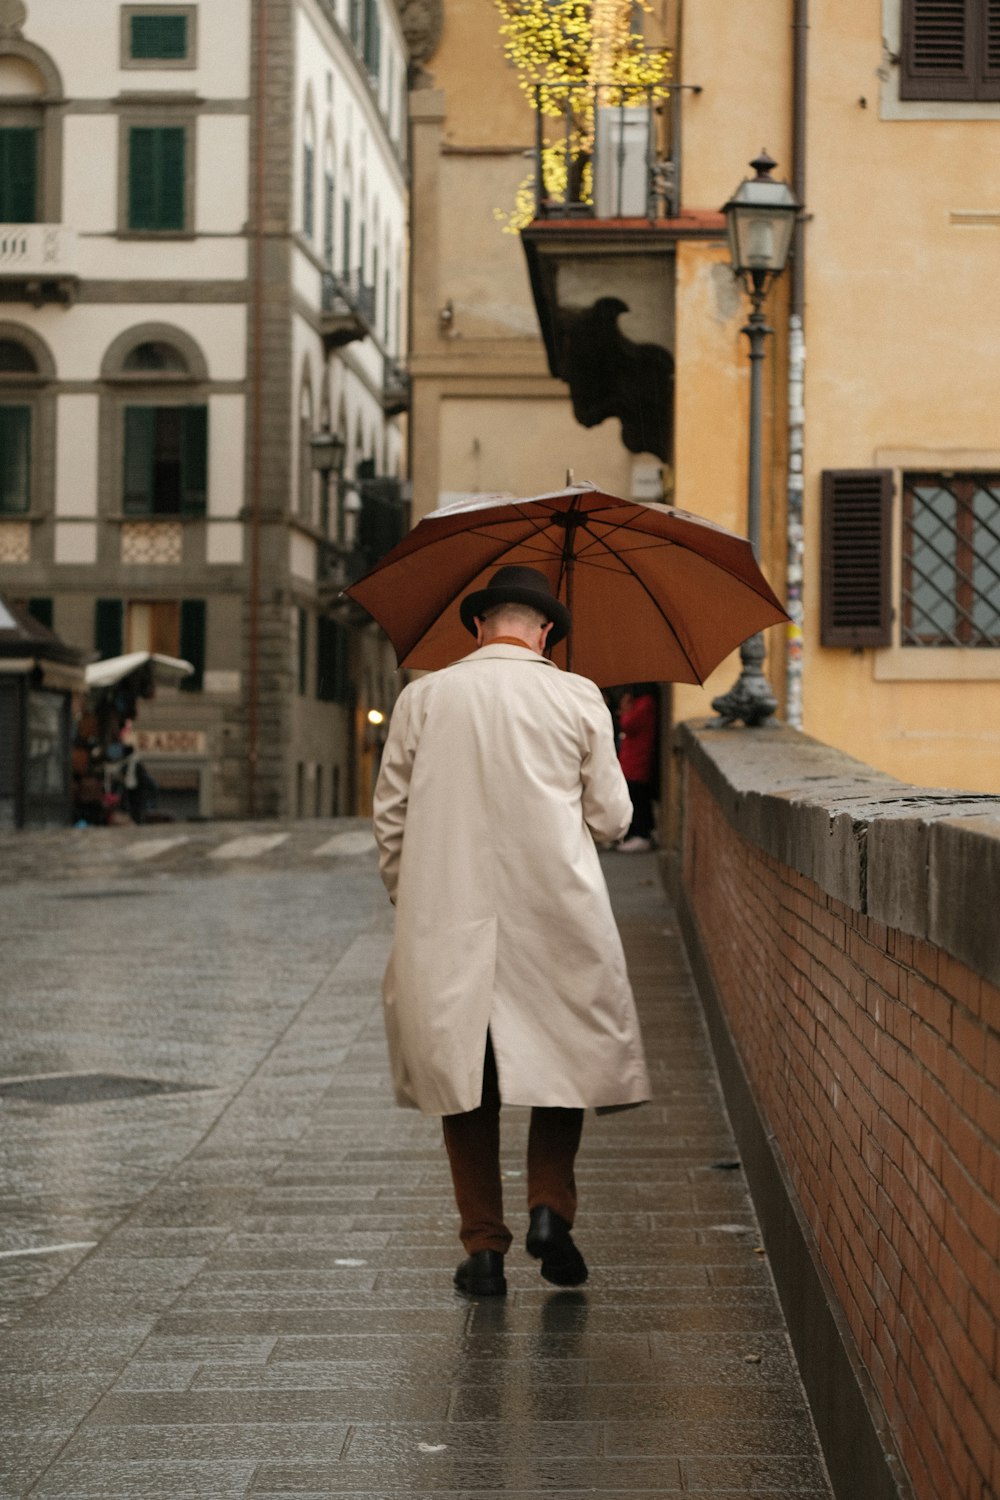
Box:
[371,200,381,329]
[322,127,336,267]
[0,327,52,517]
[363,0,381,79]
[123,340,189,374]
[302,102,316,240]
[0,338,37,373]
[358,178,368,286]
[102,327,209,517]
[298,368,315,524]
[0,42,63,223]
[341,155,353,277]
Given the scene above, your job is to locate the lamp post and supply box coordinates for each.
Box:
[309,427,347,543]
[711,151,800,727]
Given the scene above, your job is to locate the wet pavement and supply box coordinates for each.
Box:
[0,822,834,1498]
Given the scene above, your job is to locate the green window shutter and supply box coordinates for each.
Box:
[158,126,186,228]
[297,607,308,695]
[95,599,123,660]
[0,405,31,513]
[303,142,314,238]
[334,622,351,703]
[323,172,335,264]
[131,14,189,60]
[128,127,157,229]
[27,598,53,630]
[123,406,154,514]
[316,615,330,701]
[180,405,208,514]
[820,470,894,647]
[341,198,352,275]
[179,599,205,691]
[364,0,380,73]
[0,128,38,222]
[128,126,186,231]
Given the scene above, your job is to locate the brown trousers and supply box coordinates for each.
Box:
[441,1036,584,1255]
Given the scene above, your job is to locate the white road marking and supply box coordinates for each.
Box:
[126,836,191,861]
[312,830,376,857]
[0,1241,97,1260]
[210,834,290,860]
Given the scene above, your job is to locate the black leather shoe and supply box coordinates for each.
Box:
[526,1205,588,1287]
[454,1249,507,1297]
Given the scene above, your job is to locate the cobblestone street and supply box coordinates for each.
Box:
[0,823,833,1498]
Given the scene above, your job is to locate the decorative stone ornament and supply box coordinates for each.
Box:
[399,0,442,69]
[0,0,27,37]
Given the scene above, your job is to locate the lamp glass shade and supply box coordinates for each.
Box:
[723,176,799,276]
[309,430,346,475]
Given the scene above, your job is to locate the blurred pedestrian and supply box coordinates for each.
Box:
[373,565,650,1297]
[616,684,657,852]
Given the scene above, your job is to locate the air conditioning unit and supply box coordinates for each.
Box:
[594,106,650,218]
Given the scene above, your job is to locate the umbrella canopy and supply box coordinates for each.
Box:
[344,483,789,688]
[84,652,194,690]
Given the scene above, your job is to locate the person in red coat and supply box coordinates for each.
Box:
[617,684,657,851]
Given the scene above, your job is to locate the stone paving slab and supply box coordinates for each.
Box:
[0,832,833,1498]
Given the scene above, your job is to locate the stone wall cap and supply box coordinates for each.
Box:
[678,718,1000,986]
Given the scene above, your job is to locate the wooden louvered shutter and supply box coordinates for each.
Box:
[179,600,205,692]
[980,0,1000,96]
[94,599,123,660]
[821,471,894,648]
[0,128,38,223]
[901,0,975,99]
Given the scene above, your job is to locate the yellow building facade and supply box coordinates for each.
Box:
[407,0,1000,793]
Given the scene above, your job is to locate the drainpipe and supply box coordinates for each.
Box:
[247,0,267,813]
[784,0,808,729]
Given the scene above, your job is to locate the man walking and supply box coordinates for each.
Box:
[373,565,650,1297]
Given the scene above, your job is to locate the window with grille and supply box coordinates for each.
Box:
[902,474,1000,646]
[123,405,207,515]
[901,0,1000,101]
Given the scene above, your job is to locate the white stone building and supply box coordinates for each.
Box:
[0,0,409,818]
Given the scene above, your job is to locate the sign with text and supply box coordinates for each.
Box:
[133,729,206,756]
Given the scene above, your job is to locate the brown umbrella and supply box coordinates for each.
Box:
[344,483,788,688]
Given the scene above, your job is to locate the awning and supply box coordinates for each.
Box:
[84,652,194,689]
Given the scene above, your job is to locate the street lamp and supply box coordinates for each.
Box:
[309,427,347,542]
[712,151,800,727]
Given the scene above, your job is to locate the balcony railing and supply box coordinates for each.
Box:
[531,84,677,223]
[381,357,410,416]
[316,477,408,596]
[322,269,376,321]
[356,477,408,567]
[0,224,79,304]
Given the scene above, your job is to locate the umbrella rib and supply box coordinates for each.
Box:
[582,514,785,608]
[396,504,564,652]
[572,517,706,683]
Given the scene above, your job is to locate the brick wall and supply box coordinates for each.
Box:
[680,744,999,1500]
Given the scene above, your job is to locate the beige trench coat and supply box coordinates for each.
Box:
[372,643,650,1115]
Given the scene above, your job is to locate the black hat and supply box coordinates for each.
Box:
[460,564,571,645]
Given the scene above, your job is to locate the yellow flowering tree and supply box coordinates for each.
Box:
[494,0,671,230]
